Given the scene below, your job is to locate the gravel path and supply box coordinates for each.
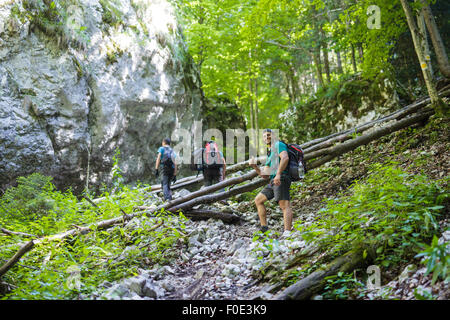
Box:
[95,200,310,300]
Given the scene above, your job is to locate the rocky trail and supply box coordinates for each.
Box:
[1,92,447,300]
[92,114,449,301]
[94,183,449,301]
[95,197,309,300]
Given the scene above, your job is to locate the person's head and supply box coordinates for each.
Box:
[262,129,272,145]
[162,138,171,146]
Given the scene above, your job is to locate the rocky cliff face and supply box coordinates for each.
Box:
[0,0,204,193]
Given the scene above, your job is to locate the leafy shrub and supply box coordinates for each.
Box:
[0,173,55,219]
[295,162,448,267]
[415,234,449,285]
[0,182,187,299]
[323,272,365,300]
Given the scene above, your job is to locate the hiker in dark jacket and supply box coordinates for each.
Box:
[155,138,177,201]
[249,129,293,238]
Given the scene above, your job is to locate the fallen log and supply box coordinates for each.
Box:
[183,209,242,224]
[274,248,366,300]
[1,228,37,239]
[150,175,203,191]
[136,171,259,212]
[123,156,266,196]
[0,241,34,278]
[303,101,423,157]
[307,110,434,169]
[167,178,268,213]
[301,88,449,152]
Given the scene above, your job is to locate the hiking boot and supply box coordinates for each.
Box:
[260,225,269,233]
[280,230,292,240]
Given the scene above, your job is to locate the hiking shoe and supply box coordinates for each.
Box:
[280,230,292,239]
[260,225,269,233]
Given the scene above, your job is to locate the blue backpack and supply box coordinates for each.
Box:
[161,146,175,174]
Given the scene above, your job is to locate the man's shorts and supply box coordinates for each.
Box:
[260,173,291,202]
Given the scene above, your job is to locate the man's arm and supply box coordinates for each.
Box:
[155,153,161,170]
[173,154,178,176]
[273,150,289,186]
[249,157,265,177]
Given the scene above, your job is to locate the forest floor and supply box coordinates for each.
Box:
[94,113,449,301]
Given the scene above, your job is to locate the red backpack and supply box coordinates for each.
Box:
[203,141,224,171]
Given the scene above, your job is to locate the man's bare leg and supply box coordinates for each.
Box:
[254,193,269,227]
[279,200,293,231]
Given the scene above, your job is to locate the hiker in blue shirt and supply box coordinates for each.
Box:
[155,138,177,201]
[249,129,294,238]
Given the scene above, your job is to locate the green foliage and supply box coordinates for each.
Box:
[172,0,413,132]
[323,272,365,300]
[415,234,450,285]
[294,163,448,267]
[111,148,125,192]
[99,0,124,27]
[332,0,407,78]
[0,173,55,219]
[0,170,187,299]
[10,0,90,47]
[280,74,399,142]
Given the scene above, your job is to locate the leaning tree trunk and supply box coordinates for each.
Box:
[336,50,343,74]
[400,0,446,115]
[323,44,331,84]
[166,178,268,213]
[275,248,366,300]
[254,78,260,153]
[350,44,357,73]
[313,46,325,89]
[307,110,434,169]
[184,209,242,224]
[420,0,450,79]
[417,11,433,78]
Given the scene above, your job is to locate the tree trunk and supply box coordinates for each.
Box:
[336,50,343,74]
[254,78,259,153]
[417,11,433,78]
[138,171,259,212]
[184,209,242,224]
[400,0,444,113]
[284,72,294,104]
[0,241,34,278]
[350,44,357,73]
[358,44,364,63]
[303,88,450,156]
[323,43,331,83]
[420,0,450,79]
[274,248,366,300]
[308,110,434,169]
[167,178,268,213]
[313,46,324,89]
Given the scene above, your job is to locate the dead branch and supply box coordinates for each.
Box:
[0,241,34,278]
[183,209,242,224]
[274,248,366,300]
[1,228,37,239]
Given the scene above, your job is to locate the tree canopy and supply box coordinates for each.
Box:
[170,0,438,131]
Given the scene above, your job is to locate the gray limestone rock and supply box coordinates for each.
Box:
[0,0,204,193]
